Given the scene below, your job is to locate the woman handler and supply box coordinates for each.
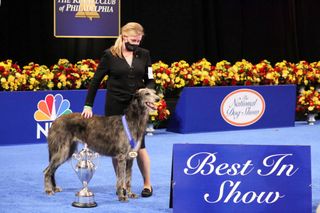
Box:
[81,22,154,197]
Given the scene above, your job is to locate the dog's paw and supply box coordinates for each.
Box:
[45,189,55,195]
[54,186,62,193]
[127,192,139,199]
[118,196,129,202]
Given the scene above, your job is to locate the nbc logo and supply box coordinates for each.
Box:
[34,94,72,139]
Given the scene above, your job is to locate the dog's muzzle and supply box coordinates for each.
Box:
[146,102,158,111]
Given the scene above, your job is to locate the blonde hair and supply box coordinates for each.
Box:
[110,22,144,58]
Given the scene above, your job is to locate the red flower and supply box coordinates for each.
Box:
[203,79,209,85]
[245,80,252,86]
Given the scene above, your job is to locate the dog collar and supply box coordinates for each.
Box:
[121,115,137,150]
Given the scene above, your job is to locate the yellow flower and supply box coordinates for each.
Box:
[308,106,315,111]
[75,80,82,88]
[58,59,70,66]
[59,74,67,82]
[48,82,54,89]
[8,75,15,83]
[1,77,6,83]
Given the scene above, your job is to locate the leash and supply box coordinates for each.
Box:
[121,115,138,158]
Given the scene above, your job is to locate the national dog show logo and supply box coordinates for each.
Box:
[220,89,265,127]
[34,94,72,139]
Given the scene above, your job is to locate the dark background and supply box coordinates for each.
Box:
[0,0,319,66]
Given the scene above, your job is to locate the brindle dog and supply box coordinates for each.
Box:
[43,88,160,202]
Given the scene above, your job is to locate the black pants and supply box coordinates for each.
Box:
[105,95,146,149]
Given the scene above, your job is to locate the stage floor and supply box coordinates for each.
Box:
[0,121,319,213]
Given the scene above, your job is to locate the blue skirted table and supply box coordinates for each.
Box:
[167,85,296,133]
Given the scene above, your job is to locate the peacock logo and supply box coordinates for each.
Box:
[34,94,72,140]
[34,94,72,122]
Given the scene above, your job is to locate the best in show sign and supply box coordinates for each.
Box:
[171,144,311,213]
[54,0,120,38]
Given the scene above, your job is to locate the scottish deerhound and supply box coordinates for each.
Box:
[43,88,160,202]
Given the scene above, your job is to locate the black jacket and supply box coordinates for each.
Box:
[85,47,155,115]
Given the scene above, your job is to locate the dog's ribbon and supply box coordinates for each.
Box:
[121,115,137,149]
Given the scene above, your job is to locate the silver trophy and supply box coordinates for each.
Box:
[71,143,99,208]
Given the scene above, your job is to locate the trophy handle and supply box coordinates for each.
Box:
[84,144,99,168]
[93,153,99,170]
[71,153,81,172]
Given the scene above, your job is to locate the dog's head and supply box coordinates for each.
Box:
[135,88,160,111]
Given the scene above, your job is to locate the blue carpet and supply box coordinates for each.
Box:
[0,121,319,213]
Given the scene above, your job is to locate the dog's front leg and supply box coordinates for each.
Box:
[115,156,128,202]
[126,159,138,199]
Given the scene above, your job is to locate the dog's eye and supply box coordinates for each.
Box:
[145,92,150,95]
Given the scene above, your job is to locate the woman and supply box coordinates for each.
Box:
[81,22,154,197]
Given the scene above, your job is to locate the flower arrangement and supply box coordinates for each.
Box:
[170,60,192,89]
[0,59,25,91]
[190,58,217,86]
[310,61,320,85]
[3,57,320,126]
[214,60,231,86]
[258,60,280,85]
[228,59,255,86]
[252,60,273,85]
[75,59,96,89]
[50,59,82,90]
[152,61,173,94]
[74,59,108,89]
[149,98,170,127]
[295,60,316,86]
[273,60,296,85]
[152,60,192,96]
[296,87,320,114]
[22,62,54,91]
[3,58,320,92]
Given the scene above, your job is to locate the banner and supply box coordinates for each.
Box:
[167,85,296,133]
[171,144,312,213]
[54,0,120,38]
[0,90,106,145]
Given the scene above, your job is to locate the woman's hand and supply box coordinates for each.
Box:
[81,106,93,118]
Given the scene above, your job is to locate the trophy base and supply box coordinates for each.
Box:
[72,201,97,208]
[72,196,97,208]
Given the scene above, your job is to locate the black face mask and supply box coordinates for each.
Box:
[125,42,139,52]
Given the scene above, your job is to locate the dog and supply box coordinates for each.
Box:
[43,88,160,202]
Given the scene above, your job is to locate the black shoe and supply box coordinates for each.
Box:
[141,187,153,197]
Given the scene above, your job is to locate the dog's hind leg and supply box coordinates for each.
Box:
[125,159,138,199]
[44,142,77,195]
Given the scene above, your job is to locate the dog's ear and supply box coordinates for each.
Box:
[133,90,141,100]
[137,88,145,93]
